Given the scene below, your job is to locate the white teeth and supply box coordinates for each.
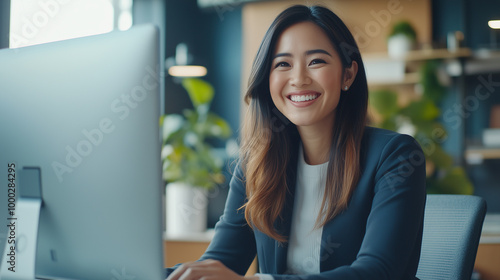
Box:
[290,95,318,102]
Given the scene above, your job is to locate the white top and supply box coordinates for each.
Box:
[285,145,328,274]
[257,146,328,280]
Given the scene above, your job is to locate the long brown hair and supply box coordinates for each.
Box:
[240,5,368,242]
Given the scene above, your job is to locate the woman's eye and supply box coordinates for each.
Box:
[274,61,290,68]
[309,59,326,65]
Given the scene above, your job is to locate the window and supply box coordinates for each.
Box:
[9,0,133,48]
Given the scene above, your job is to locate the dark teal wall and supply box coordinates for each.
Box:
[165,0,209,116]
[433,0,500,212]
[164,0,241,136]
[164,2,243,226]
[464,0,500,49]
[205,7,242,138]
[431,0,467,47]
[433,0,500,158]
[432,0,500,49]
[0,0,10,49]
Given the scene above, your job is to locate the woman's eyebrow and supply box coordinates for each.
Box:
[305,49,331,56]
[273,52,292,60]
[273,49,332,60]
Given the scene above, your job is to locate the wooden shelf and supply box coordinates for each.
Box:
[364,48,472,88]
[363,48,472,62]
[368,72,420,87]
[466,147,500,163]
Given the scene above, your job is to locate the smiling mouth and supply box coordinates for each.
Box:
[289,94,320,102]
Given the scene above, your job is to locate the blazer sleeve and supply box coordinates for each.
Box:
[272,134,427,280]
[165,163,257,277]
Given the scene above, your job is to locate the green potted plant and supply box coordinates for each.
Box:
[369,60,473,195]
[161,78,232,236]
[387,20,417,58]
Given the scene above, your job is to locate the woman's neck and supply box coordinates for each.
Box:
[297,124,333,165]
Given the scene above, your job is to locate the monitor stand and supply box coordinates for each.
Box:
[1,167,43,280]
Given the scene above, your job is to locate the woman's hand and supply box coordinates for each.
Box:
[166,259,259,280]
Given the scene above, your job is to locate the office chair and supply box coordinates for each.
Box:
[416,194,487,280]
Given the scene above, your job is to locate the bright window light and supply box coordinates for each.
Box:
[9,0,132,48]
[489,20,500,29]
[118,0,133,31]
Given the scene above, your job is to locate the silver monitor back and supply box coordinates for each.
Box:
[0,25,164,279]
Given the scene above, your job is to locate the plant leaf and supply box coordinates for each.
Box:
[161,78,231,190]
[434,167,474,195]
[369,89,399,120]
[425,144,453,169]
[401,99,440,121]
[389,20,417,41]
[206,112,232,138]
[420,61,446,103]
[162,114,185,141]
[182,78,214,107]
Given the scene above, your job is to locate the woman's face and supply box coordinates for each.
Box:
[269,21,355,130]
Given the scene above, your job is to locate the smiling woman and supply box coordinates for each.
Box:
[9,0,132,48]
[166,5,426,280]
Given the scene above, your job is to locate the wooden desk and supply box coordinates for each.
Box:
[475,236,500,280]
[164,231,257,276]
[474,215,500,280]
[164,232,500,279]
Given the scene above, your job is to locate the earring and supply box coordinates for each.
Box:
[344,86,349,91]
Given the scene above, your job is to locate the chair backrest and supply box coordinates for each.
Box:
[416,194,487,280]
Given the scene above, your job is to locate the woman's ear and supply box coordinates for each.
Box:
[343,61,358,89]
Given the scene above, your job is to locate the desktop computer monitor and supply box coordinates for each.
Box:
[0,25,165,279]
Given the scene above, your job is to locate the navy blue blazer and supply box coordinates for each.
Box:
[166,127,426,279]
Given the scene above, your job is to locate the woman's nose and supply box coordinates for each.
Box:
[290,67,311,88]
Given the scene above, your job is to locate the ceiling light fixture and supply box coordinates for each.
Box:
[488,20,500,29]
[166,43,207,78]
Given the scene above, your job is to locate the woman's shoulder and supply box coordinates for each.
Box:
[363,126,419,148]
[361,126,424,165]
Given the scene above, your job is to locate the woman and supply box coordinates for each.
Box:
[166,5,426,280]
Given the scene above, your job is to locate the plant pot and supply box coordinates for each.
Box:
[387,34,414,58]
[166,182,208,236]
